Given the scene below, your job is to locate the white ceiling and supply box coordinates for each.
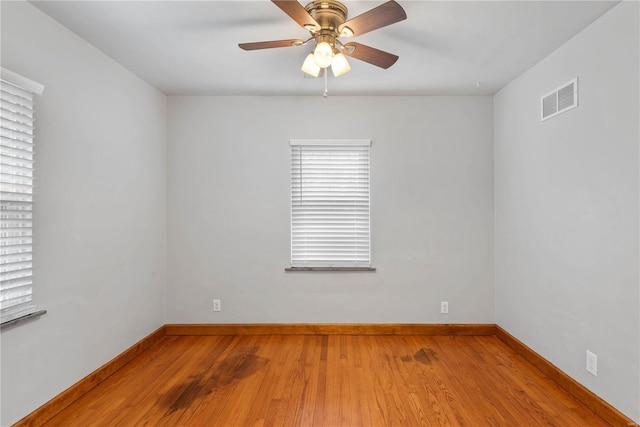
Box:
[30,0,619,96]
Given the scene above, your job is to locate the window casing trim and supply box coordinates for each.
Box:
[290,139,371,147]
[0,68,44,96]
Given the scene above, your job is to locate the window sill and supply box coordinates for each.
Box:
[285,267,376,272]
[1,309,47,330]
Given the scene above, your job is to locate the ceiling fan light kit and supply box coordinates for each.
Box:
[239,0,406,81]
[301,53,321,77]
[312,38,334,69]
[331,52,351,77]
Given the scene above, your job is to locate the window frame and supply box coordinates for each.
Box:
[287,139,375,272]
[1,67,45,327]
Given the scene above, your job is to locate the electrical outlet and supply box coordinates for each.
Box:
[213,299,221,312]
[586,350,597,376]
[440,301,449,314]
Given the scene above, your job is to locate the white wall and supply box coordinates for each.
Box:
[166,96,494,324]
[0,2,167,425]
[494,1,639,421]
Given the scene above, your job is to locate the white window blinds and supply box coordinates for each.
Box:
[1,68,43,322]
[290,139,371,268]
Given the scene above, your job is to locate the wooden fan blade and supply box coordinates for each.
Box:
[272,0,320,31]
[339,1,406,37]
[343,42,399,69]
[239,39,304,50]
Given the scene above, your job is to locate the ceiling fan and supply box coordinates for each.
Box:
[238,0,407,78]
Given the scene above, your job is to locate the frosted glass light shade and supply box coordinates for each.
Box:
[331,53,351,77]
[301,53,321,77]
[313,41,333,68]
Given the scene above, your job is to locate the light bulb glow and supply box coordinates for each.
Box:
[331,53,351,77]
[301,53,321,77]
[313,41,333,68]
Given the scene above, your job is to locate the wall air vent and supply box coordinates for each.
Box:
[541,78,578,121]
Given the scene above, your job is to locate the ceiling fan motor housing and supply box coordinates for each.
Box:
[304,0,350,46]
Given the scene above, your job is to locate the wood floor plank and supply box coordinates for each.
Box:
[235,336,284,426]
[176,335,266,426]
[42,334,611,427]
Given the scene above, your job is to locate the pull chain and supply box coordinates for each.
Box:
[323,69,328,98]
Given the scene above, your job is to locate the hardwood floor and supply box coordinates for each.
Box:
[42,335,609,426]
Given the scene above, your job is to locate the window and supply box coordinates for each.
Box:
[289,139,372,269]
[1,68,44,324]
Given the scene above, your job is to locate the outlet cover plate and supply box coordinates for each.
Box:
[440,301,449,314]
[586,350,597,376]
